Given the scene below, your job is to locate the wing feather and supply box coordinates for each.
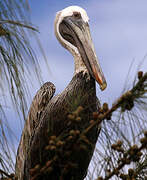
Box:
[15,82,55,180]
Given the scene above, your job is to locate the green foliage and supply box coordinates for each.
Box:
[0,0,47,175]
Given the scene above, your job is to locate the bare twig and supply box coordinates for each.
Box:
[0,169,12,178]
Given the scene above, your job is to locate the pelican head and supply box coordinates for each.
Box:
[54,6,107,90]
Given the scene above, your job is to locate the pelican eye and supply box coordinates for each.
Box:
[73,11,81,19]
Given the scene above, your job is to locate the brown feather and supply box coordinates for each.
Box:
[23,72,100,180]
[15,82,55,180]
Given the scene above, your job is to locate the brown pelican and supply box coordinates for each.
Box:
[15,6,106,180]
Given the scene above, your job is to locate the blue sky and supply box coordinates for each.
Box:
[28,0,147,103]
[4,0,147,170]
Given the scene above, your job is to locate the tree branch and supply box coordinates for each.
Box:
[82,72,147,137]
[29,72,147,180]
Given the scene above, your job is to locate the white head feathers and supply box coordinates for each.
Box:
[55,6,89,55]
[58,6,89,23]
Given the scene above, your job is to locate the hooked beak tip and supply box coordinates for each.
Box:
[92,66,107,91]
[100,83,107,91]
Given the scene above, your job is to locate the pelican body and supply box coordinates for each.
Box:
[15,6,106,180]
